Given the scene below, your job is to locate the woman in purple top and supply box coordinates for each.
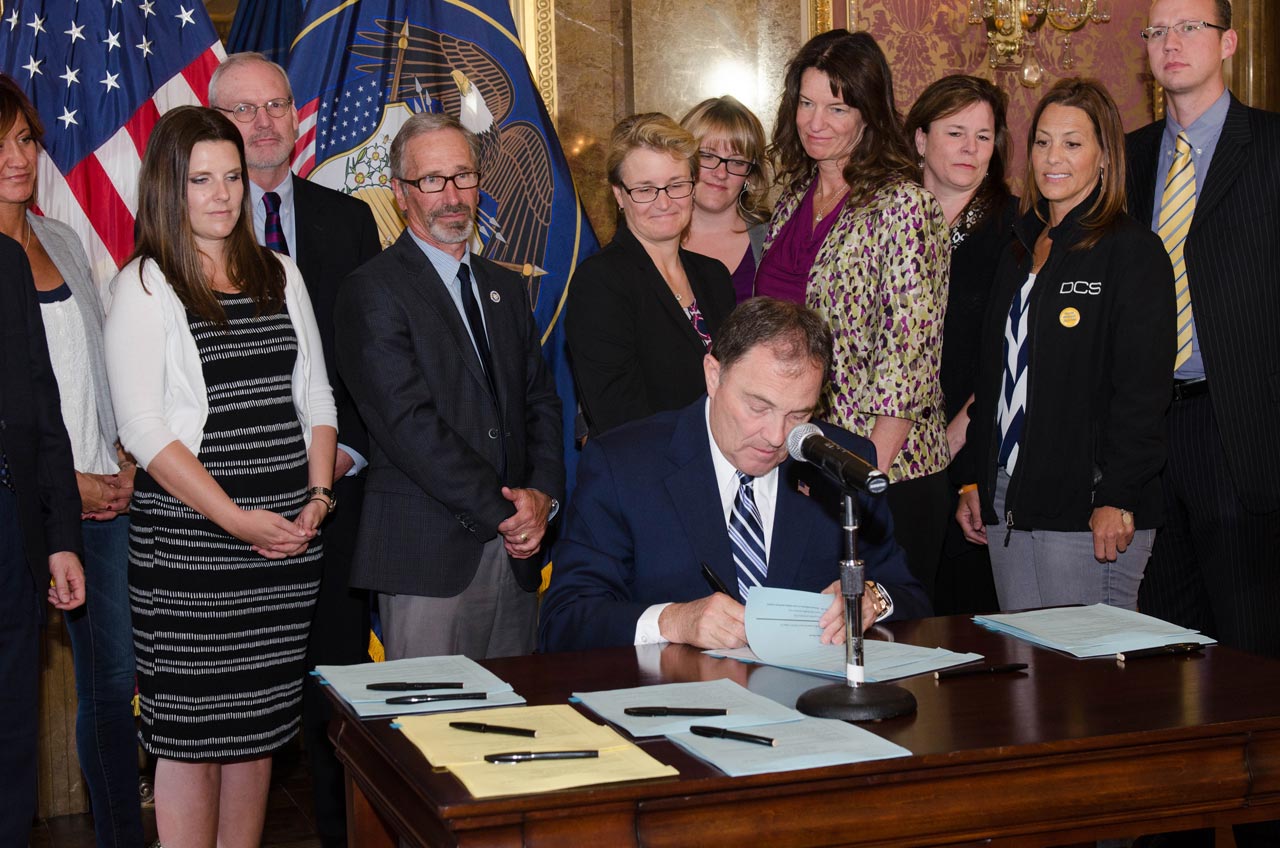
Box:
[758,30,951,602]
[680,97,771,303]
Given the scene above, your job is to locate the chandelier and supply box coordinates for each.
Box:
[968,1,1112,87]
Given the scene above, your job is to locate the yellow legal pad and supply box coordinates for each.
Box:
[395,704,679,799]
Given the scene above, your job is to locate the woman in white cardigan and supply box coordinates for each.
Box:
[104,106,336,848]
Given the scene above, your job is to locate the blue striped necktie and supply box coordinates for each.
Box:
[997,274,1035,472]
[263,191,290,256]
[729,471,768,601]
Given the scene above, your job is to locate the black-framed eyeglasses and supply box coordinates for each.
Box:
[1139,20,1227,41]
[399,171,482,193]
[215,98,294,123]
[697,151,756,177]
[618,180,695,203]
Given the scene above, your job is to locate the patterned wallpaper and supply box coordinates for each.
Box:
[855,0,1156,183]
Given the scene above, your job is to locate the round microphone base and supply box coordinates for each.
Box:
[795,681,917,722]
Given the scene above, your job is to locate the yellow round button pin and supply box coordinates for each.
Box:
[1059,307,1080,328]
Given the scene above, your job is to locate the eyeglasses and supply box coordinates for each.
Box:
[618,180,695,203]
[215,98,294,123]
[697,151,756,177]
[1139,20,1227,41]
[399,171,482,193]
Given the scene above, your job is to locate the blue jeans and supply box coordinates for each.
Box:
[64,516,142,847]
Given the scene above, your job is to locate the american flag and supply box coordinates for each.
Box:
[0,1,224,285]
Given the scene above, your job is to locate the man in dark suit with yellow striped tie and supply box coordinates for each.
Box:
[1126,0,1280,660]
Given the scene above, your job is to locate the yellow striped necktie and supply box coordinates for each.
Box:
[1158,132,1196,370]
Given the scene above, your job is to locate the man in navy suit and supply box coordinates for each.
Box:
[1126,0,1280,659]
[209,53,382,848]
[539,298,928,653]
[0,236,85,844]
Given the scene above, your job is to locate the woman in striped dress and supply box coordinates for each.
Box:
[104,106,337,847]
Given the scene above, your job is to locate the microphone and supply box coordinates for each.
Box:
[786,423,889,495]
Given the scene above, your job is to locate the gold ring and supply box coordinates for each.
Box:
[520,533,529,542]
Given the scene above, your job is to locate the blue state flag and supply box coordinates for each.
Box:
[288,0,598,506]
[226,0,304,66]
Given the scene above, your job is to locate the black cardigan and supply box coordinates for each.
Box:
[961,195,1175,532]
[566,222,736,436]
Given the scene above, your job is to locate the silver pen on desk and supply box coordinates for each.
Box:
[484,750,598,764]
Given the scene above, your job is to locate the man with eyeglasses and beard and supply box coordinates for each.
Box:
[336,113,564,664]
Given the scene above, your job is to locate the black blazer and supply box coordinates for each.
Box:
[335,230,565,597]
[1126,97,1280,513]
[291,175,382,460]
[566,223,736,435]
[0,235,81,588]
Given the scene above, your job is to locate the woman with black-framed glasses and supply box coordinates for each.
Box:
[566,113,735,436]
[680,97,772,303]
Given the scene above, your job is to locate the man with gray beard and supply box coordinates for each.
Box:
[335,113,564,661]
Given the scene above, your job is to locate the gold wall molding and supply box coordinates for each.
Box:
[808,0,834,37]
[807,1,866,36]
[512,0,559,121]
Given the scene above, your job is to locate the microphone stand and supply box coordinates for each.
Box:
[795,492,917,722]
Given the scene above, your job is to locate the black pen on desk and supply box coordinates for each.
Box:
[689,725,776,747]
[1117,642,1205,662]
[366,681,464,691]
[449,721,537,738]
[935,662,1029,681]
[484,750,598,764]
[624,706,728,717]
[385,692,487,705]
[700,561,731,596]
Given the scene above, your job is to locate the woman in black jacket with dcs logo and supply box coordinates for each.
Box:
[956,78,1175,612]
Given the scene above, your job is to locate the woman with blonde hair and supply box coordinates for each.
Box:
[680,96,771,302]
[568,112,735,436]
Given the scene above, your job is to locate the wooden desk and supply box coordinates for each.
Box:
[328,615,1280,847]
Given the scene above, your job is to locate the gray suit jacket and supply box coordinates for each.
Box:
[29,213,118,454]
[335,230,564,597]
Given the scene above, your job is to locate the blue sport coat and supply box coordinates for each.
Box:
[538,397,930,652]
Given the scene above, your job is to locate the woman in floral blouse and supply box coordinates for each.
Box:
[757,29,950,600]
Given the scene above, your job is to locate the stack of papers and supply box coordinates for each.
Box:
[572,679,914,778]
[395,704,678,798]
[974,604,1216,657]
[666,716,912,777]
[705,587,983,681]
[314,655,525,717]
[573,678,803,737]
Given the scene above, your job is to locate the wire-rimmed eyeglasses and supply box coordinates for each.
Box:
[215,98,294,123]
[1139,20,1227,41]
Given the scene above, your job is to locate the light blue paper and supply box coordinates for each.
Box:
[706,587,982,681]
[315,655,526,718]
[573,678,804,738]
[974,605,1216,658]
[667,716,912,777]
